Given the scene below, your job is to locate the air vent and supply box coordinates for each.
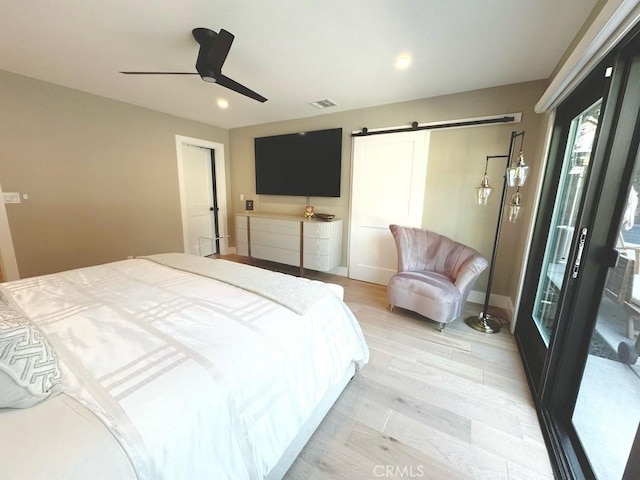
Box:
[308,99,338,109]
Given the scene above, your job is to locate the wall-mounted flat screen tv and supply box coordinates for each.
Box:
[254,127,342,197]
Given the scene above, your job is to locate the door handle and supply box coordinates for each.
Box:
[571,227,588,279]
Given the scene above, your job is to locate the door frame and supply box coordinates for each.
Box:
[175,135,229,255]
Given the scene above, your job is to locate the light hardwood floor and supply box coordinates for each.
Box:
[222,255,554,480]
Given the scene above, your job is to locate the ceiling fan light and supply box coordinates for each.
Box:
[202,75,217,83]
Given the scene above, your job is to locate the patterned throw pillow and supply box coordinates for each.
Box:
[0,291,61,408]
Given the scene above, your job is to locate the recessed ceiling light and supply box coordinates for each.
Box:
[217,98,229,109]
[394,54,412,70]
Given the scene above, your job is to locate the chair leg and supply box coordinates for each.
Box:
[388,304,394,313]
[629,314,640,340]
[437,322,445,333]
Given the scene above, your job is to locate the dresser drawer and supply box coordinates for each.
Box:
[236,241,249,256]
[251,230,300,251]
[235,215,249,252]
[252,245,299,267]
[303,222,332,239]
[303,237,331,255]
[303,254,331,271]
[251,217,300,235]
[235,226,248,243]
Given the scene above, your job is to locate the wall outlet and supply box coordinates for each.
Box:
[245,200,254,211]
[2,192,21,204]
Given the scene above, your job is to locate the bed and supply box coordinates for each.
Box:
[0,253,369,479]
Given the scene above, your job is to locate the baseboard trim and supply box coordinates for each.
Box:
[328,266,348,277]
[467,290,514,323]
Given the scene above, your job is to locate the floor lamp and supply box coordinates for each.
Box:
[465,130,528,334]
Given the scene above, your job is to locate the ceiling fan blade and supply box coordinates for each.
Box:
[120,71,199,75]
[206,29,234,71]
[216,74,267,102]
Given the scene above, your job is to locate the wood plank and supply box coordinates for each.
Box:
[346,374,472,442]
[346,422,469,480]
[384,410,510,479]
[471,421,554,476]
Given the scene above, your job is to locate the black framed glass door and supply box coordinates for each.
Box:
[572,145,640,479]
[515,61,611,396]
[516,28,640,480]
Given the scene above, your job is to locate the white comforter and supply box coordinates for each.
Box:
[1,257,369,479]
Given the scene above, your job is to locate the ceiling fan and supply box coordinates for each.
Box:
[120,27,267,103]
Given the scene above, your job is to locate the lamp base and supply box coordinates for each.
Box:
[465,313,502,334]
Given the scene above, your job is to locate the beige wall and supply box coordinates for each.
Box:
[0,70,228,278]
[229,80,548,298]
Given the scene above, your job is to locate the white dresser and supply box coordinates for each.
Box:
[234,213,342,273]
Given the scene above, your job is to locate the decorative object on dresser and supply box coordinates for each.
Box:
[314,213,335,221]
[304,204,314,219]
[467,130,528,334]
[235,213,342,275]
[387,225,488,332]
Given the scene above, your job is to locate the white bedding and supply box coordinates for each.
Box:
[0,256,369,479]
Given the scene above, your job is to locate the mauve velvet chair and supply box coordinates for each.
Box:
[387,225,488,331]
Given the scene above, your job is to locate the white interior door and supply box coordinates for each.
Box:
[0,183,20,280]
[182,144,215,256]
[349,131,429,284]
[176,135,229,256]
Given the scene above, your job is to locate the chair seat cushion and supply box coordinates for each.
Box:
[387,271,462,323]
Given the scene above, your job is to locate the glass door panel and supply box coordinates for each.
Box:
[572,149,640,480]
[532,99,602,344]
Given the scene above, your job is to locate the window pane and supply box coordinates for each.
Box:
[532,100,602,343]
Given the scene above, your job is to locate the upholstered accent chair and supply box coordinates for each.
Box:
[387,225,488,331]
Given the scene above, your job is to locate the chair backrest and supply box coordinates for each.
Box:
[389,224,484,281]
[604,254,635,304]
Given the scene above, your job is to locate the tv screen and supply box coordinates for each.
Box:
[254,128,342,197]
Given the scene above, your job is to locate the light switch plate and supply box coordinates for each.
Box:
[245,200,254,211]
[2,192,21,204]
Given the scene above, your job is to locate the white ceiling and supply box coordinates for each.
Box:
[0,0,598,129]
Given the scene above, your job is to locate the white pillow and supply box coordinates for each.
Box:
[0,292,61,409]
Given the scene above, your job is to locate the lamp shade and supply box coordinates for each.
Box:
[507,151,530,187]
[507,191,523,222]
[475,175,493,205]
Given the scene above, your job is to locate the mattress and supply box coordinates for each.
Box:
[0,255,369,479]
